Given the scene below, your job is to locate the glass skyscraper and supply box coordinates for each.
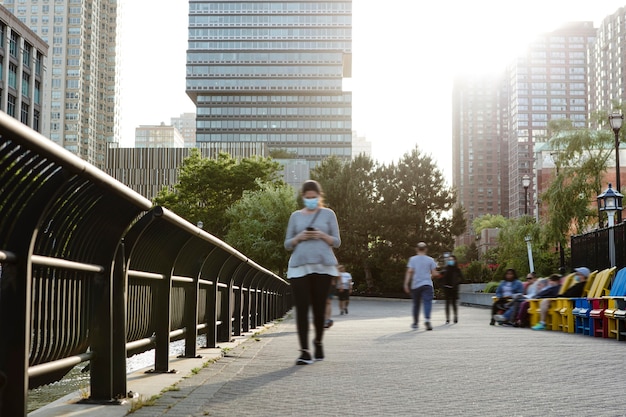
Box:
[186,0,352,167]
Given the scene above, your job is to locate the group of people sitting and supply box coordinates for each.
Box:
[490,267,591,329]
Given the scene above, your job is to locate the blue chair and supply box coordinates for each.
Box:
[573,268,615,335]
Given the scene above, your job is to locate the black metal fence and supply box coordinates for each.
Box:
[0,113,291,416]
[571,222,626,272]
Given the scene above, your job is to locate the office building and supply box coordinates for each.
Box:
[0,5,46,131]
[186,0,353,169]
[2,0,120,169]
[106,142,267,199]
[506,22,596,218]
[351,131,371,159]
[135,123,185,148]
[170,112,197,147]
[452,74,508,246]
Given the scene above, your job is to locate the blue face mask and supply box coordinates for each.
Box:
[303,197,319,210]
[446,260,455,266]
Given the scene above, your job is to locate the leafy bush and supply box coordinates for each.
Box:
[463,261,494,283]
[484,281,500,293]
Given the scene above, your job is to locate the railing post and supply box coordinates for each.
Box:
[183,271,199,358]
[112,241,128,397]
[88,269,114,401]
[0,260,29,417]
[205,281,218,348]
[154,272,172,372]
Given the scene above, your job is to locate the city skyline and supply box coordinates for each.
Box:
[119,1,626,184]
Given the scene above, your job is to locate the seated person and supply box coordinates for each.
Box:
[490,269,524,325]
[523,272,538,295]
[531,267,590,331]
[515,275,562,327]
[494,277,548,325]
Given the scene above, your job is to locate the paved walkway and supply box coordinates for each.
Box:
[123,298,626,417]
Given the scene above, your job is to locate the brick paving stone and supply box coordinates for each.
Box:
[130,298,626,417]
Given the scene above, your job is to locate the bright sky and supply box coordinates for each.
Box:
[119,1,626,185]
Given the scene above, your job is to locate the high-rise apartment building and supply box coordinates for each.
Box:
[170,112,197,147]
[1,0,120,169]
[506,22,596,218]
[452,74,508,246]
[0,5,47,131]
[589,7,626,124]
[186,0,353,169]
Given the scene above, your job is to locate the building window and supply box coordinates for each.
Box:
[33,109,40,132]
[23,43,31,67]
[8,63,17,89]
[7,94,16,117]
[34,80,40,104]
[22,72,29,97]
[9,32,18,57]
[20,102,28,124]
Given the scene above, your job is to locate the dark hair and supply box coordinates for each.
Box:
[301,180,322,195]
[548,273,561,282]
[504,268,517,279]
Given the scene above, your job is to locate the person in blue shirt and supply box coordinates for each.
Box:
[403,242,438,331]
[490,269,524,325]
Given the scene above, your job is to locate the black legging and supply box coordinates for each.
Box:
[443,287,458,321]
[290,274,332,351]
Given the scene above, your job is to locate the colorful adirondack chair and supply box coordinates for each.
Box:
[591,268,626,338]
[573,267,615,335]
[557,270,598,333]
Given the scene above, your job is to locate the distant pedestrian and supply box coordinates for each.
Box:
[284,180,341,365]
[490,269,523,325]
[438,254,463,324]
[403,242,438,331]
[337,265,353,315]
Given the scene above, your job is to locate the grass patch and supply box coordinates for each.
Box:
[127,394,161,413]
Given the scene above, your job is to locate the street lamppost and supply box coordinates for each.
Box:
[522,174,531,215]
[609,111,623,223]
[597,183,623,267]
[524,235,535,273]
[197,221,204,230]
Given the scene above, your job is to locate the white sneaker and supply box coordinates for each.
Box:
[493,314,507,322]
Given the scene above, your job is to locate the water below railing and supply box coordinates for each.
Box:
[27,336,206,413]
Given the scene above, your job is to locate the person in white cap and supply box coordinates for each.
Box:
[403,242,438,331]
[531,267,591,330]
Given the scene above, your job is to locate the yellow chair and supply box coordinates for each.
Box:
[528,273,576,328]
[557,270,598,333]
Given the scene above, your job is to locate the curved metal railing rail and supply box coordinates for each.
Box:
[0,113,291,416]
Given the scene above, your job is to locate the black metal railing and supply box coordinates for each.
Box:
[571,222,626,271]
[0,113,291,416]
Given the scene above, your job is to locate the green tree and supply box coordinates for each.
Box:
[153,149,284,238]
[450,204,468,238]
[224,182,297,276]
[374,146,456,257]
[541,119,613,251]
[311,154,378,289]
[472,214,507,235]
[495,216,556,276]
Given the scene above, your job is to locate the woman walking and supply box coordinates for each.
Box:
[285,180,341,365]
[439,255,463,324]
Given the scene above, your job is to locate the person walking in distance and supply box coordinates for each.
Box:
[284,180,341,365]
[439,254,463,324]
[337,265,353,315]
[403,242,438,331]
